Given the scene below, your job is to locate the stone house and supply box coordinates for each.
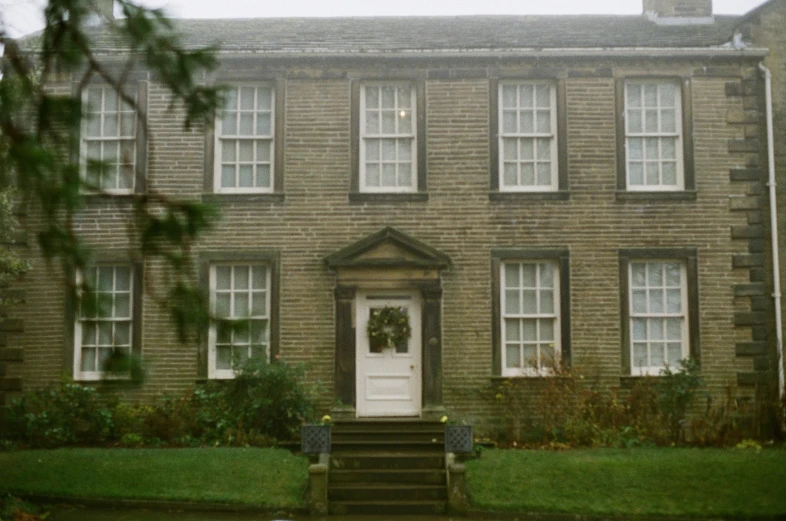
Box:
[1,0,783,426]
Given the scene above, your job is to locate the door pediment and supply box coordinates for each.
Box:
[325,227,451,270]
[328,228,447,418]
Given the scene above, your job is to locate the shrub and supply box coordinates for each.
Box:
[141,393,200,444]
[735,438,762,450]
[657,359,703,444]
[112,402,152,438]
[492,378,531,443]
[2,382,115,447]
[489,359,712,448]
[188,384,231,443]
[0,495,46,521]
[0,359,319,449]
[120,432,144,447]
[688,381,744,447]
[221,359,317,441]
[563,388,634,447]
[627,377,665,442]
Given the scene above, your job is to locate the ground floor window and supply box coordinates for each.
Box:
[619,248,699,376]
[492,248,570,377]
[501,260,561,375]
[208,263,270,379]
[628,260,688,375]
[74,265,134,380]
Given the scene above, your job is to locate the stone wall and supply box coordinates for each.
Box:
[7,56,763,424]
[739,0,786,416]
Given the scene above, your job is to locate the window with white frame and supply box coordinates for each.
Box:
[215,86,274,192]
[501,261,560,375]
[629,260,688,375]
[74,265,134,380]
[209,264,270,378]
[624,80,683,190]
[82,86,137,192]
[499,82,558,191]
[360,83,417,192]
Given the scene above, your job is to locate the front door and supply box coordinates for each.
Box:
[355,291,422,417]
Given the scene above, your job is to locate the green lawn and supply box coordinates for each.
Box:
[3,447,786,517]
[467,448,786,518]
[0,448,308,509]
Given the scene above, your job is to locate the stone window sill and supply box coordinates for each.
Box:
[619,375,666,389]
[489,374,570,381]
[74,375,138,388]
[489,190,570,202]
[202,193,286,204]
[80,194,137,204]
[615,191,697,202]
[349,192,429,204]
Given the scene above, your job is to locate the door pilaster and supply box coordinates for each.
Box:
[333,285,357,417]
[421,284,445,417]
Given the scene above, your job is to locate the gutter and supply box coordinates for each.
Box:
[759,63,785,403]
[87,47,770,60]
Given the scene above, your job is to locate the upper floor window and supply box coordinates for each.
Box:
[624,80,683,191]
[74,265,135,380]
[499,82,558,191]
[209,263,271,378]
[82,85,138,193]
[360,83,417,193]
[215,85,275,193]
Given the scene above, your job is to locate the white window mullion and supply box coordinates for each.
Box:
[209,263,271,379]
[501,261,560,376]
[625,80,683,191]
[99,88,106,137]
[499,81,558,192]
[81,85,137,194]
[360,83,417,193]
[215,85,275,194]
[74,265,134,381]
[629,260,688,376]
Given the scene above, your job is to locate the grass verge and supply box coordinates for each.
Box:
[466,448,786,518]
[0,448,308,509]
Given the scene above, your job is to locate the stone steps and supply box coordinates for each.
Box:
[330,484,447,501]
[332,440,444,452]
[329,500,447,516]
[331,452,446,470]
[332,431,444,443]
[330,468,446,484]
[332,419,445,433]
[328,420,447,515]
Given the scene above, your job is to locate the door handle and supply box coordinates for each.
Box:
[410,365,415,370]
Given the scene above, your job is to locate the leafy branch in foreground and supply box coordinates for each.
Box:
[0,0,224,343]
[0,188,28,295]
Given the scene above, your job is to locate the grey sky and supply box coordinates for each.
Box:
[1,0,768,37]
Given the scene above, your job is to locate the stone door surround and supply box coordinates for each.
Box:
[325,227,451,418]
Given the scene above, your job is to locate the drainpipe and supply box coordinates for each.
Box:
[759,63,785,404]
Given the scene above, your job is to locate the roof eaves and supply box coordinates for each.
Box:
[82,47,769,61]
[206,47,770,58]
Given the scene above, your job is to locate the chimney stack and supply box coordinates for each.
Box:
[643,0,712,18]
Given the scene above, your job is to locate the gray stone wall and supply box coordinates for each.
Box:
[739,0,786,413]
[8,57,762,424]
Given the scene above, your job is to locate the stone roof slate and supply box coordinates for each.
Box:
[43,14,744,54]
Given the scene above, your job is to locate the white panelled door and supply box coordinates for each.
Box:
[355,291,422,417]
